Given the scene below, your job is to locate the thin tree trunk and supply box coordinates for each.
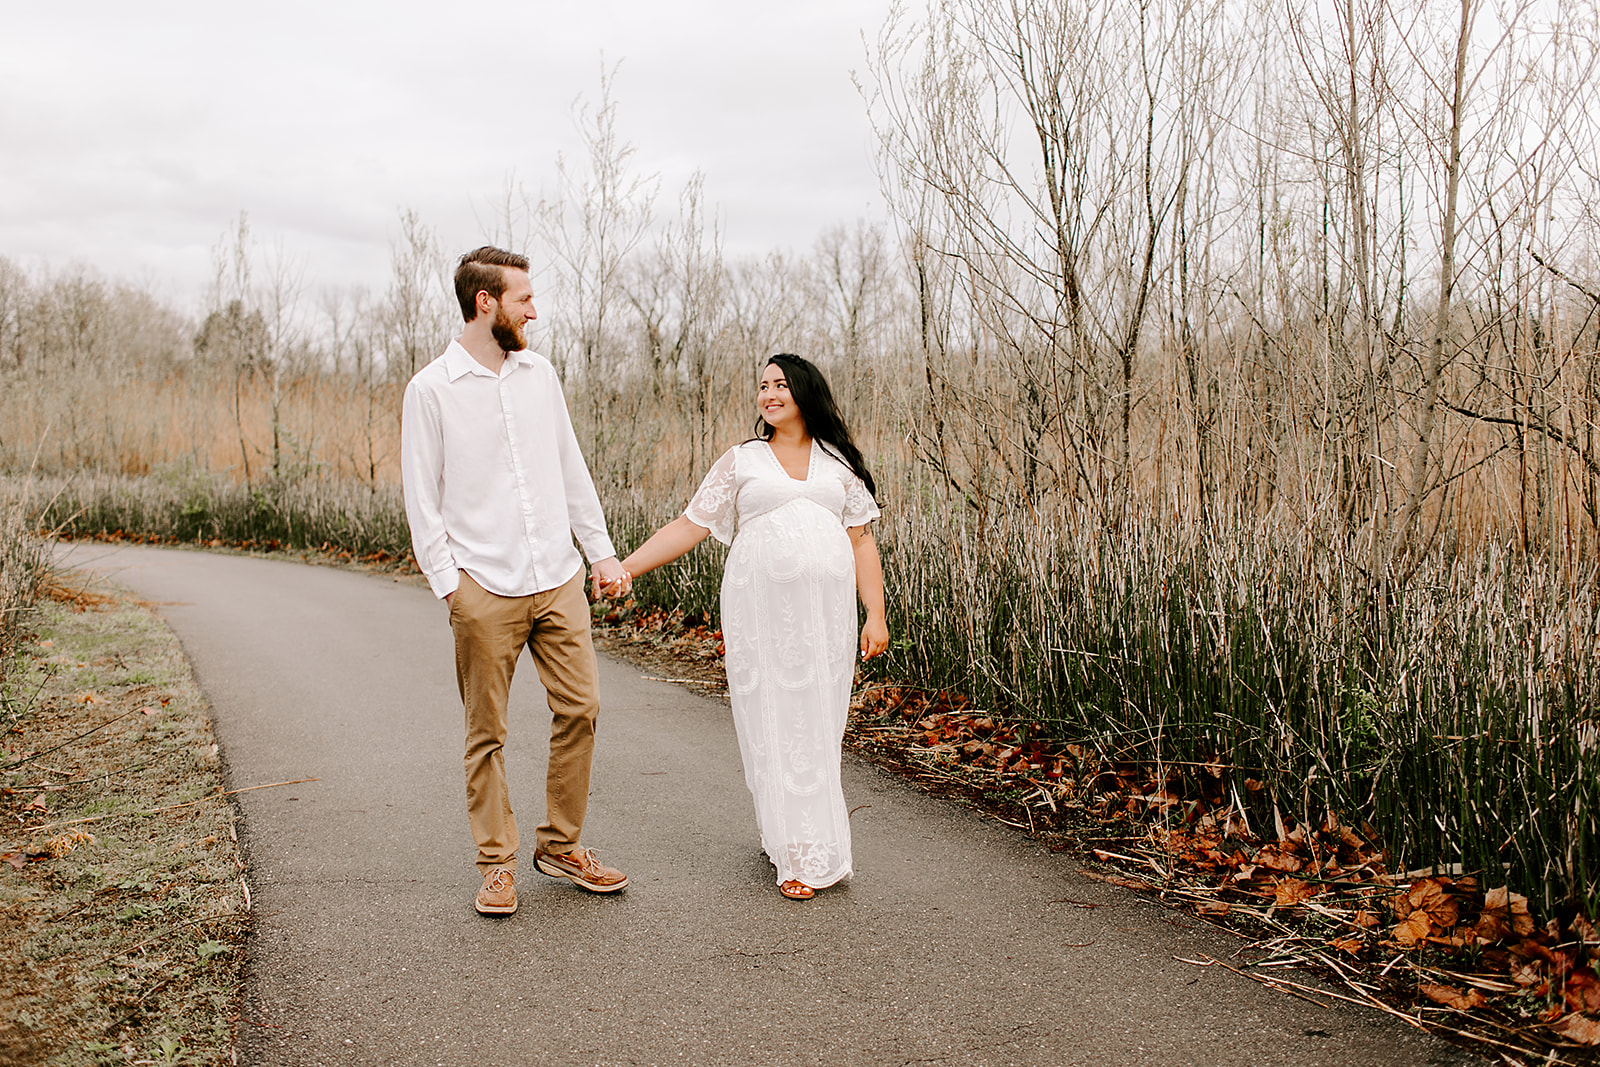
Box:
[1392,0,1475,565]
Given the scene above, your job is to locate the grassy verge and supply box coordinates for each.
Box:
[0,580,248,1066]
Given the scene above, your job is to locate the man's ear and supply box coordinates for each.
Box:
[474,289,494,319]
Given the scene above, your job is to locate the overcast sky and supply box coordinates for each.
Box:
[0,1,900,309]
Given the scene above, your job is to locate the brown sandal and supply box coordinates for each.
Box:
[779,880,814,900]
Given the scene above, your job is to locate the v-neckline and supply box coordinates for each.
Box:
[764,438,814,482]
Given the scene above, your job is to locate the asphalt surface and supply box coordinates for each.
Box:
[57,544,1478,1067]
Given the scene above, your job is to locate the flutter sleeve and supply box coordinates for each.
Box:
[684,447,740,546]
[842,467,881,528]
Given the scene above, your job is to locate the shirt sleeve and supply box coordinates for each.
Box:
[684,447,739,546]
[552,379,618,565]
[842,466,881,528]
[399,378,460,599]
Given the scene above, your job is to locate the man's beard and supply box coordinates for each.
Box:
[490,305,525,352]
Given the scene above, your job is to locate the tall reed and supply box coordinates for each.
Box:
[871,481,1599,916]
[25,469,411,560]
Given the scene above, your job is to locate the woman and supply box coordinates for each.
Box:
[620,354,888,900]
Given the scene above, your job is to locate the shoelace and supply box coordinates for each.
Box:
[484,869,512,891]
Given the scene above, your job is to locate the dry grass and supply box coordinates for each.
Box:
[3,371,404,488]
[0,479,49,686]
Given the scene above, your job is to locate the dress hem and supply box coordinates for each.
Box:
[776,867,853,891]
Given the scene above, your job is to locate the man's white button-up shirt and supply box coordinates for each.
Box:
[400,340,617,600]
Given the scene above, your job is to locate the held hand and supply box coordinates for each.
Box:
[859,615,889,660]
[591,557,632,599]
[609,570,633,598]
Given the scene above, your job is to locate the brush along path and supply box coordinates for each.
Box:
[54,543,1475,1067]
[0,579,247,1065]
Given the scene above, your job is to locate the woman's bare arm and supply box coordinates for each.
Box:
[849,525,888,659]
[620,515,712,579]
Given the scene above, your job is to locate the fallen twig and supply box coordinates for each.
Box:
[3,707,141,771]
[0,663,58,730]
[640,675,724,687]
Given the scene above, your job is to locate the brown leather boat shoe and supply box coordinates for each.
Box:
[475,865,517,914]
[533,847,628,893]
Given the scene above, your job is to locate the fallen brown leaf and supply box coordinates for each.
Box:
[1397,877,1460,928]
[1393,911,1433,947]
[1551,1013,1600,1045]
[1419,982,1489,1011]
[1272,877,1320,907]
[1565,973,1600,1016]
[1512,960,1548,991]
[1479,885,1536,940]
[44,829,94,858]
[1252,844,1304,874]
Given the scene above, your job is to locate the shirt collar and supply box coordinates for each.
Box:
[443,339,537,381]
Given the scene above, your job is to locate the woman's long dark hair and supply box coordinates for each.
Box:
[753,353,877,500]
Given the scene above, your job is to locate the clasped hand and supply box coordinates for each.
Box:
[591,557,633,600]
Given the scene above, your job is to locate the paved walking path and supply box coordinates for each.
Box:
[59,544,1474,1067]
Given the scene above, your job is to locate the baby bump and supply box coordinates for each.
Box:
[726,502,854,585]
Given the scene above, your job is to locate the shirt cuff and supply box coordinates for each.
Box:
[424,565,461,599]
[581,536,618,565]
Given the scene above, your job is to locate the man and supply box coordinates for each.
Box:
[401,246,633,915]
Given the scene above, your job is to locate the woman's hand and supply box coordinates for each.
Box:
[860,613,889,660]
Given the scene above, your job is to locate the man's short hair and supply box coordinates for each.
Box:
[454,246,530,322]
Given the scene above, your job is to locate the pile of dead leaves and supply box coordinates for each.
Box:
[1137,818,1600,1046]
[846,682,1229,829]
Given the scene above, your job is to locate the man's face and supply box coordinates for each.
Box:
[487,269,537,351]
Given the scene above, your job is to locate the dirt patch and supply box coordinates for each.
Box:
[0,579,247,1066]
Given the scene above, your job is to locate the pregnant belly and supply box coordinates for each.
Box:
[726,505,853,584]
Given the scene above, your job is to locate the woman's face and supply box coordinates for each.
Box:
[758,363,804,433]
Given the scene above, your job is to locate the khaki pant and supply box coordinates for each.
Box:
[450,568,598,874]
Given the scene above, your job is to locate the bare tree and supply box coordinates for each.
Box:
[624,174,731,483]
[535,63,657,474]
[867,0,1242,517]
[385,208,451,382]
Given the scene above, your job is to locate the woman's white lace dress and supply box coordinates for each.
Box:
[685,439,880,888]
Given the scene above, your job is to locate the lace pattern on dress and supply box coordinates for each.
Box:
[840,467,880,528]
[683,447,740,545]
